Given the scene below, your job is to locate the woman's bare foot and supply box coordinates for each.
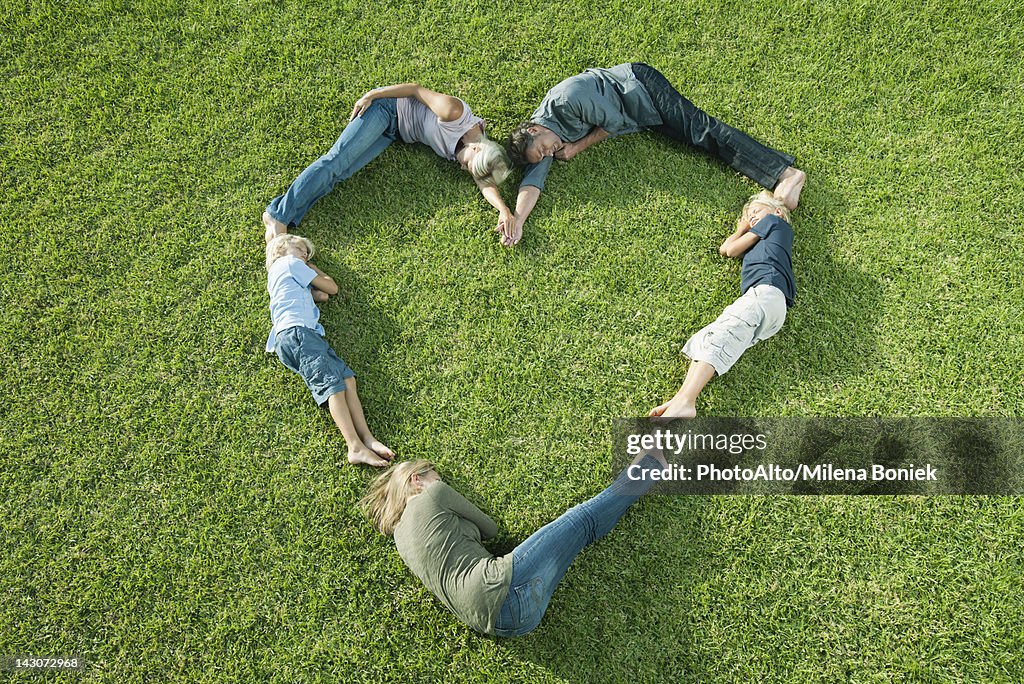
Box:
[348,446,391,467]
[263,211,287,243]
[773,167,806,211]
[649,397,697,419]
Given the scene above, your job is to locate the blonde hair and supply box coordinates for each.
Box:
[743,190,791,223]
[360,459,436,536]
[265,234,315,270]
[469,136,511,186]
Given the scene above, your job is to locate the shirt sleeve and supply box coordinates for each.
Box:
[286,257,318,288]
[750,215,782,240]
[436,483,499,539]
[519,156,553,191]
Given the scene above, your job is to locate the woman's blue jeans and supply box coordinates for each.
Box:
[630,62,795,190]
[492,454,661,637]
[265,98,400,227]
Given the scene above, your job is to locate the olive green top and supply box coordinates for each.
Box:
[394,481,513,634]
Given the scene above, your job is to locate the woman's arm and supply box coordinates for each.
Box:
[351,83,464,122]
[476,181,515,242]
[437,483,499,539]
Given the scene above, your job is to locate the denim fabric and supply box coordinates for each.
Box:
[266,98,400,227]
[274,326,355,406]
[630,63,795,189]
[491,455,661,637]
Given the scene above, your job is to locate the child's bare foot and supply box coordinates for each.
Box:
[348,446,391,467]
[364,438,395,460]
[773,167,806,212]
[263,211,287,243]
[649,397,697,419]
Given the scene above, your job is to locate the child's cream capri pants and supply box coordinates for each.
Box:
[682,284,787,375]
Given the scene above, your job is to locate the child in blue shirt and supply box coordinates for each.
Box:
[650,191,795,418]
[265,234,394,466]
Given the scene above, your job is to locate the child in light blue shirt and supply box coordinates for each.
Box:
[266,234,394,467]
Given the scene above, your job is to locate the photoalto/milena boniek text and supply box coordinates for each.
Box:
[626,462,938,483]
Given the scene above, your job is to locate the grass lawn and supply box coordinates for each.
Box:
[2,0,1023,681]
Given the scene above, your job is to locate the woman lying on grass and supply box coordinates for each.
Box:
[262,83,513,242]
[361,450,665,636]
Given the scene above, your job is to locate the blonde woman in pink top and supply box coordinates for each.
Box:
[263,84,513,242]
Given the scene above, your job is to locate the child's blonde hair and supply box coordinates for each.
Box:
[360,459,436,536]
[265,234,316,270]
[743,190,791,223]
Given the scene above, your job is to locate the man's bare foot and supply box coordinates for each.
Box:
[364,438,395,460]
[773,167,806,212]
[348,446,391,467]
[649,397,697,419]
[263,211,287,244]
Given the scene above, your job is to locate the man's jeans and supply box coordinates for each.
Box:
[630,62,795,189]
[266,98,400,227]
[491,454,661,637]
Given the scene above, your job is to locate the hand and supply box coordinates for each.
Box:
[554,142,578,161]
[735,215,751,233]
[350,91,377,120]
[494,208,514,239]
[501,215,524,247]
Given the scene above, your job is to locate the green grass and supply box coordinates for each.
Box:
[2,0,1023,681]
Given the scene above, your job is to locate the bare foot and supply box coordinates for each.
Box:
[348,446,391,467]
[773,167,806,212]
[648,397,697,419]
[364,438,395,460]
[263,211,287,244]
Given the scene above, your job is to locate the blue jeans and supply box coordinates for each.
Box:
[266,98,400,227]
[491,455,661,637]
[630,63,795,190]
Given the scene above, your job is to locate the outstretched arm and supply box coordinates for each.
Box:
[555,126,609,161]
[505,185,542,247]
[476,181,515,242]
[351,83,463,121]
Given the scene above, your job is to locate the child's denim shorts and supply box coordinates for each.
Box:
[274,326,355,406]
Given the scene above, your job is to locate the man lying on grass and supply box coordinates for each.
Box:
[504,63,805,246]
[265,235,394,466]
[650,191,795,419]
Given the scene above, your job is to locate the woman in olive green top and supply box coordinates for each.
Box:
[361,455,662,636]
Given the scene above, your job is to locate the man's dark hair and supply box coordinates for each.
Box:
[505,122,536,167]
